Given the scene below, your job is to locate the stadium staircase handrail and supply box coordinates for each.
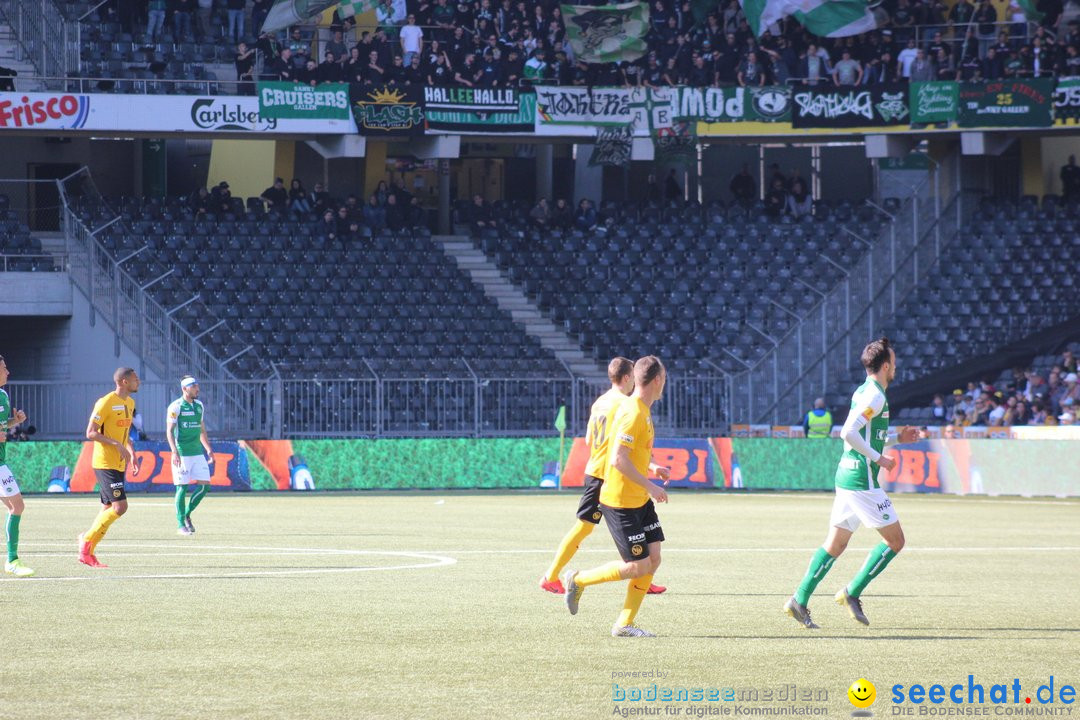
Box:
[56,168,233,384]
[729,149,969,425]
[0,0,79,79]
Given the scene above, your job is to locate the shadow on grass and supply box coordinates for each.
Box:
[683,634,984,640]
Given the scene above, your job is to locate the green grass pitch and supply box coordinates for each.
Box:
[2,492,1078,720]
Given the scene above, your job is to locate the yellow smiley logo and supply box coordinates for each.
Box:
[848,679,876,709]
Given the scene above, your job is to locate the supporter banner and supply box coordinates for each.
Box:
[561,2,650,64]
[792,83,910,128]
[257,82,350,119]
[350,84,425,135]
[588,125,632,167]
[560,438,716,488]
[910,81,959,124]
[0,92,355,133]
[535,86,646,131]
[653,121,697,167]
[673,86,791,123]
[422,86,519,114]
[425,91,536,133]
[958,79,1054,128]
[1053,76,1080,123]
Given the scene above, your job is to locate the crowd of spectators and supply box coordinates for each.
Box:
[927,348,1079,429]
[238,0,1072,91]
[730,163,813,218]
[88,0,1078,91]
[187,175,428,236]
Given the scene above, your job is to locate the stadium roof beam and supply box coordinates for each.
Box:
[864,134,921,159]
[304,136,367,159]
[409,135,461,160]
[960,132,1017,156]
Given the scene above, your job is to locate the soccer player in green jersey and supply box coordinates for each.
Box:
[0,355,34,577]
[166,376,213,536]
[784,337,920,629]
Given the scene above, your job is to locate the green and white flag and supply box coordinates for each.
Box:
[260,0,337,33]
[338,0,379,18]
[561,2,650,64]
[739,0,875,37]
[1016,0,1044,22]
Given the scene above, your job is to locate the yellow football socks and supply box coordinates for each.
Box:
[616,573,654,627]
[84,508,121,553]
[546,520,594,582]
[575,562,625,588]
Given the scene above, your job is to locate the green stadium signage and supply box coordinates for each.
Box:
[257,82,350,120]
[910,81,959,124]
[958,79,1054,128]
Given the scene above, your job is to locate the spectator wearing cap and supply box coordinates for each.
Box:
[1060,410,1076,426]
[261,178,288,210]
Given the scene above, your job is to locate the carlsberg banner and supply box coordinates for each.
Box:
[910,81,958,124]
[257,82,350,119]
[561,2,649,64]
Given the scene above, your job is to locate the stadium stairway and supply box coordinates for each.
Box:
[0,24,46,91]
[435,235,606,381]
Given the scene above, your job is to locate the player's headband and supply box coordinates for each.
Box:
[181,377,198,389]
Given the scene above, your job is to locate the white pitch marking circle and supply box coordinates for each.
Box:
[0,544,457,582]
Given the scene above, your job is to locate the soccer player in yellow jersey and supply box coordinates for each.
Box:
[78,367,141,568]
[564,356,670,638]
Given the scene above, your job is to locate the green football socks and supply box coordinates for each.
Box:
[174,486,188,527]
[186,484,208,518]
[6,513,20,562]
[795,547,836,605]
[847,542,897,598]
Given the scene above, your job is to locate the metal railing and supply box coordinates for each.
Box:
[5,380,272,439]
[6,375,732,439]
[7,74,233,95]
[0,0,79,79]
[0,253,67,272]
[729,150,967,425]
[57,168,233,384]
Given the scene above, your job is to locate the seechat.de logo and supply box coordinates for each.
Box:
[0,94,90,129]
[849,679,877,716]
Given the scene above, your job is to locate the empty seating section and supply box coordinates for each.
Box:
[53,3,230,94]
[71,195,565,388]
[477,199,891,377]
[834,195,1079,419]
[0,196,59,272]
